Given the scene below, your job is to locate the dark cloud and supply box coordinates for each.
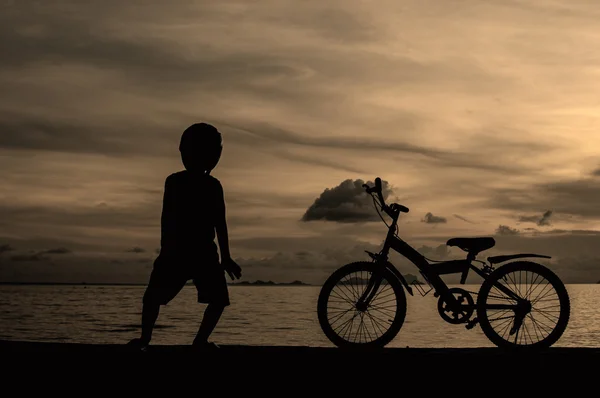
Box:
[301,178,394,223]
[10,253,47,262]
[261,3,381,44]
[0,233,386,285]
[269,149,365,174]
[0,6,293,90]
[2,228,600,284]
[231,235,360,253]
[0,251,154,284]
[0,244,15,254]
[487,176,600,219]
[0,202,160,232]
[518,214,542,223]
[422,212,447,224]
[495,225,520,235]
[538,209,553,226]
[518,210,553,226]
[233,239,389,284]
[480,229,600,283]
[3,246,70,264]
[0,0,558,178]
[416,244,451,260]
[0,112,180,157]
[453,214,476,224]
[126,247,146,254]
[41,247,71,254]
[224,122,547,175]
[0,236,95,255]
[225,122,449,159]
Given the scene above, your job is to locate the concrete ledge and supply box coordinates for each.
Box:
[1,339,597,389]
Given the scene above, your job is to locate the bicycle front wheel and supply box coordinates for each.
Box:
[317,261,407,348]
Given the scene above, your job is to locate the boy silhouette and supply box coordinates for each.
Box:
[129,122,242,350]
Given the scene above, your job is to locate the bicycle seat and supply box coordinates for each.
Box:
[446,237,495,254]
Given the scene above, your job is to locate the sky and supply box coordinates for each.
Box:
[1,0,600,284]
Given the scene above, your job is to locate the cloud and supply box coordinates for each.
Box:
[0,244,15,254]
[224,122,547,175]
[41,247,72,254]
[422,212,447,224]
[416,244,451,260]
[10,253,48,262]
[0,114,173,157]
[479,229,600,283]
[301,178,394,223]
[495,225,520,235]
[487,176,600,220]
[126,247,146,254]
[3,0,600,286]
[2,246,71,264]
[233,238,392,284]
[518,210,553,226]
[0,202,160,238]
[453,214,476,224]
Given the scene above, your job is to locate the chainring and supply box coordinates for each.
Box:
[437,287,475,324]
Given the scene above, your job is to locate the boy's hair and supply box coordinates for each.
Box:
[179,123,222,152]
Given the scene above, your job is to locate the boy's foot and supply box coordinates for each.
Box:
[127,338,149,352]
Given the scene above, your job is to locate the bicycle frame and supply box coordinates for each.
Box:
[358,199,523,313]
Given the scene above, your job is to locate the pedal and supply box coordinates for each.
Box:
[465,317,478,330]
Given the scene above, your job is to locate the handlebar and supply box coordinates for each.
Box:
[362,177,410,217]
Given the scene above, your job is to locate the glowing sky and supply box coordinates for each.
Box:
[2,0,600,284]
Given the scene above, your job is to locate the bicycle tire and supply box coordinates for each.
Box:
[317,261,407,348]
[476,261,570,350]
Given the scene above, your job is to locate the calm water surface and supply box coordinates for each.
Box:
[0,284,598,347]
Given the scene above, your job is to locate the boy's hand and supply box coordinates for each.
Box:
[223,257,242,280]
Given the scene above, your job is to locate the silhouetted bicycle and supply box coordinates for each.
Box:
[317,177,570,350]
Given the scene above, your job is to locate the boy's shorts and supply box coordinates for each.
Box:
[142,249,230,307]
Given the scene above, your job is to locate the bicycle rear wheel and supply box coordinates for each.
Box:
[317,261,407,348]
[476,261,570,350]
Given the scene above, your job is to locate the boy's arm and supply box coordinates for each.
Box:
[215,181,241,279]
[160,176,176,251]
[214,181,231,260]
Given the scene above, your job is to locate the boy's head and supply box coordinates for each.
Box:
[179,123,223,174]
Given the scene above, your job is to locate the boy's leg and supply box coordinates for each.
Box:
[192,304,225,345]
[192,267,231,346]
[131,260,187,346]
[140,302,160,345]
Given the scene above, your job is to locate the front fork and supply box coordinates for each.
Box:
[356,254,387,311]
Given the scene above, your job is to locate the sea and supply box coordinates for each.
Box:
[0,284,599,348]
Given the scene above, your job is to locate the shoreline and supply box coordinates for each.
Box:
[3,338,599,354]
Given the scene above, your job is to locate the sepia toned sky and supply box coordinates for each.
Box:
[1,0,600,284]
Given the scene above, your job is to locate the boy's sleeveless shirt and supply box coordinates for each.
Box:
[160,170,224,256]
